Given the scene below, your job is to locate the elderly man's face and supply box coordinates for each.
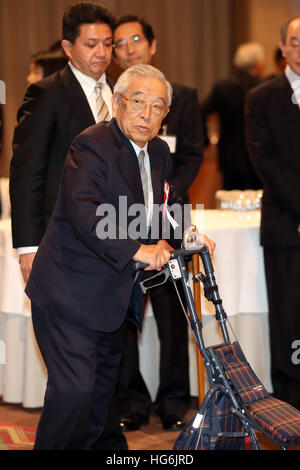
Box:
[280,18,300,76]
[112,75,168,148]
[113,22,156,70]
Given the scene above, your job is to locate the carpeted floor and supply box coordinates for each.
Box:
[1,397,300,451]
[0,422,36,450]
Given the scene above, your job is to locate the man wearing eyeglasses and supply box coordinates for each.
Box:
[112,16,204,433]
[25,62,215,449]
[245,15,300,411]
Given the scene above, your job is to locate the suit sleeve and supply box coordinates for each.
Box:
[245,88,300,217]
[169,88,204,197]
[9,83,57,247]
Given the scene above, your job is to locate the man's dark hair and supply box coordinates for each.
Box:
[280,15,300,44]
[63,2,115,43]
[114,15,155,45]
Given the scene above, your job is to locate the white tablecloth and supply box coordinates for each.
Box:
[140,210,272,398]
[0,211,272,408]
[0,219,47,407]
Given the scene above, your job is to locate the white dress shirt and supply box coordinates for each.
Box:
[285,65,300,108]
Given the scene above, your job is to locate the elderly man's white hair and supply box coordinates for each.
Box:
[114,64,173,107]
[233,42,265,72]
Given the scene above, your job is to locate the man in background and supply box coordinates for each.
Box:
[245,16,300,411]
[201,42,265,190]
[26,40,68,86]
[10,2,115,283]
[112,15,204,432]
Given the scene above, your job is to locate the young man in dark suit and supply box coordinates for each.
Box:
[10,2,115,283]
[245,15,300,411]
[25,62,215,449]
[112,16,204,432]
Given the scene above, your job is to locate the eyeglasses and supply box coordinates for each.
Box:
[113,34,145,50]
[118,93,168,117]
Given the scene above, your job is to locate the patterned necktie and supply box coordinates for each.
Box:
[95,83,110,122]
[137,150,150,219]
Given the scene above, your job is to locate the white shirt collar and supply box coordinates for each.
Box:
[285,65,300,89]
[129,140,148,157]
[68,61,107,89]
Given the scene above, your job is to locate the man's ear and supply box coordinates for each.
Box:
[61,39,72,60]
[163,107,170,120]
[279,41,287,58]
[111,94,119,117]
[150,38,157,57]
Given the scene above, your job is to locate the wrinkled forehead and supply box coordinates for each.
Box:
[286,19,300,40]
[126,76,168,102]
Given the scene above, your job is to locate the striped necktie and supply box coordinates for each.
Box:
[95,83,110,122]
[137,150,150,220]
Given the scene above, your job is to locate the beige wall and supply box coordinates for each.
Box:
[247,0,291,76]
[0,0,232,176]
[1,0,300,177]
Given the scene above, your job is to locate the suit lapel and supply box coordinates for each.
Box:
[59,65,95,129]
[148,140,163,206]
[109,122,165,208]
[108,120,144,205]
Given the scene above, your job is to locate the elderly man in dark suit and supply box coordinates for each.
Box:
[245,15,300,411]
[25,63,215,449]
[112,15,204,432]
[10,2,115,283]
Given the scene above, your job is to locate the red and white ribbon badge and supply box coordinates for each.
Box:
[163,181,170,233]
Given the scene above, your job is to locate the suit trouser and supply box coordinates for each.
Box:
[117,281,190,418]
[264,247,300,410]
[31,303,127,450]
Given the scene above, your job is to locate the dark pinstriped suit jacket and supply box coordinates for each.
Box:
[26,119,180,332]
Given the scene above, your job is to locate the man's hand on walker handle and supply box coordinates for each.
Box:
[132,234,215,271]
[132,243,171,271]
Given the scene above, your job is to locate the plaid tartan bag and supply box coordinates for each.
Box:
[174,389,245,450]
[213,342,300,447]
[213,342,269,404]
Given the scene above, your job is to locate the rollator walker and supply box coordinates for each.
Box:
[135,226,300,450]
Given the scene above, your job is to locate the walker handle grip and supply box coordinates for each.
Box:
[133,261,149,271]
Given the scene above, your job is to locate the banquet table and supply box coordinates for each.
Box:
[0,210,272,408]
[0,219,47,407]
